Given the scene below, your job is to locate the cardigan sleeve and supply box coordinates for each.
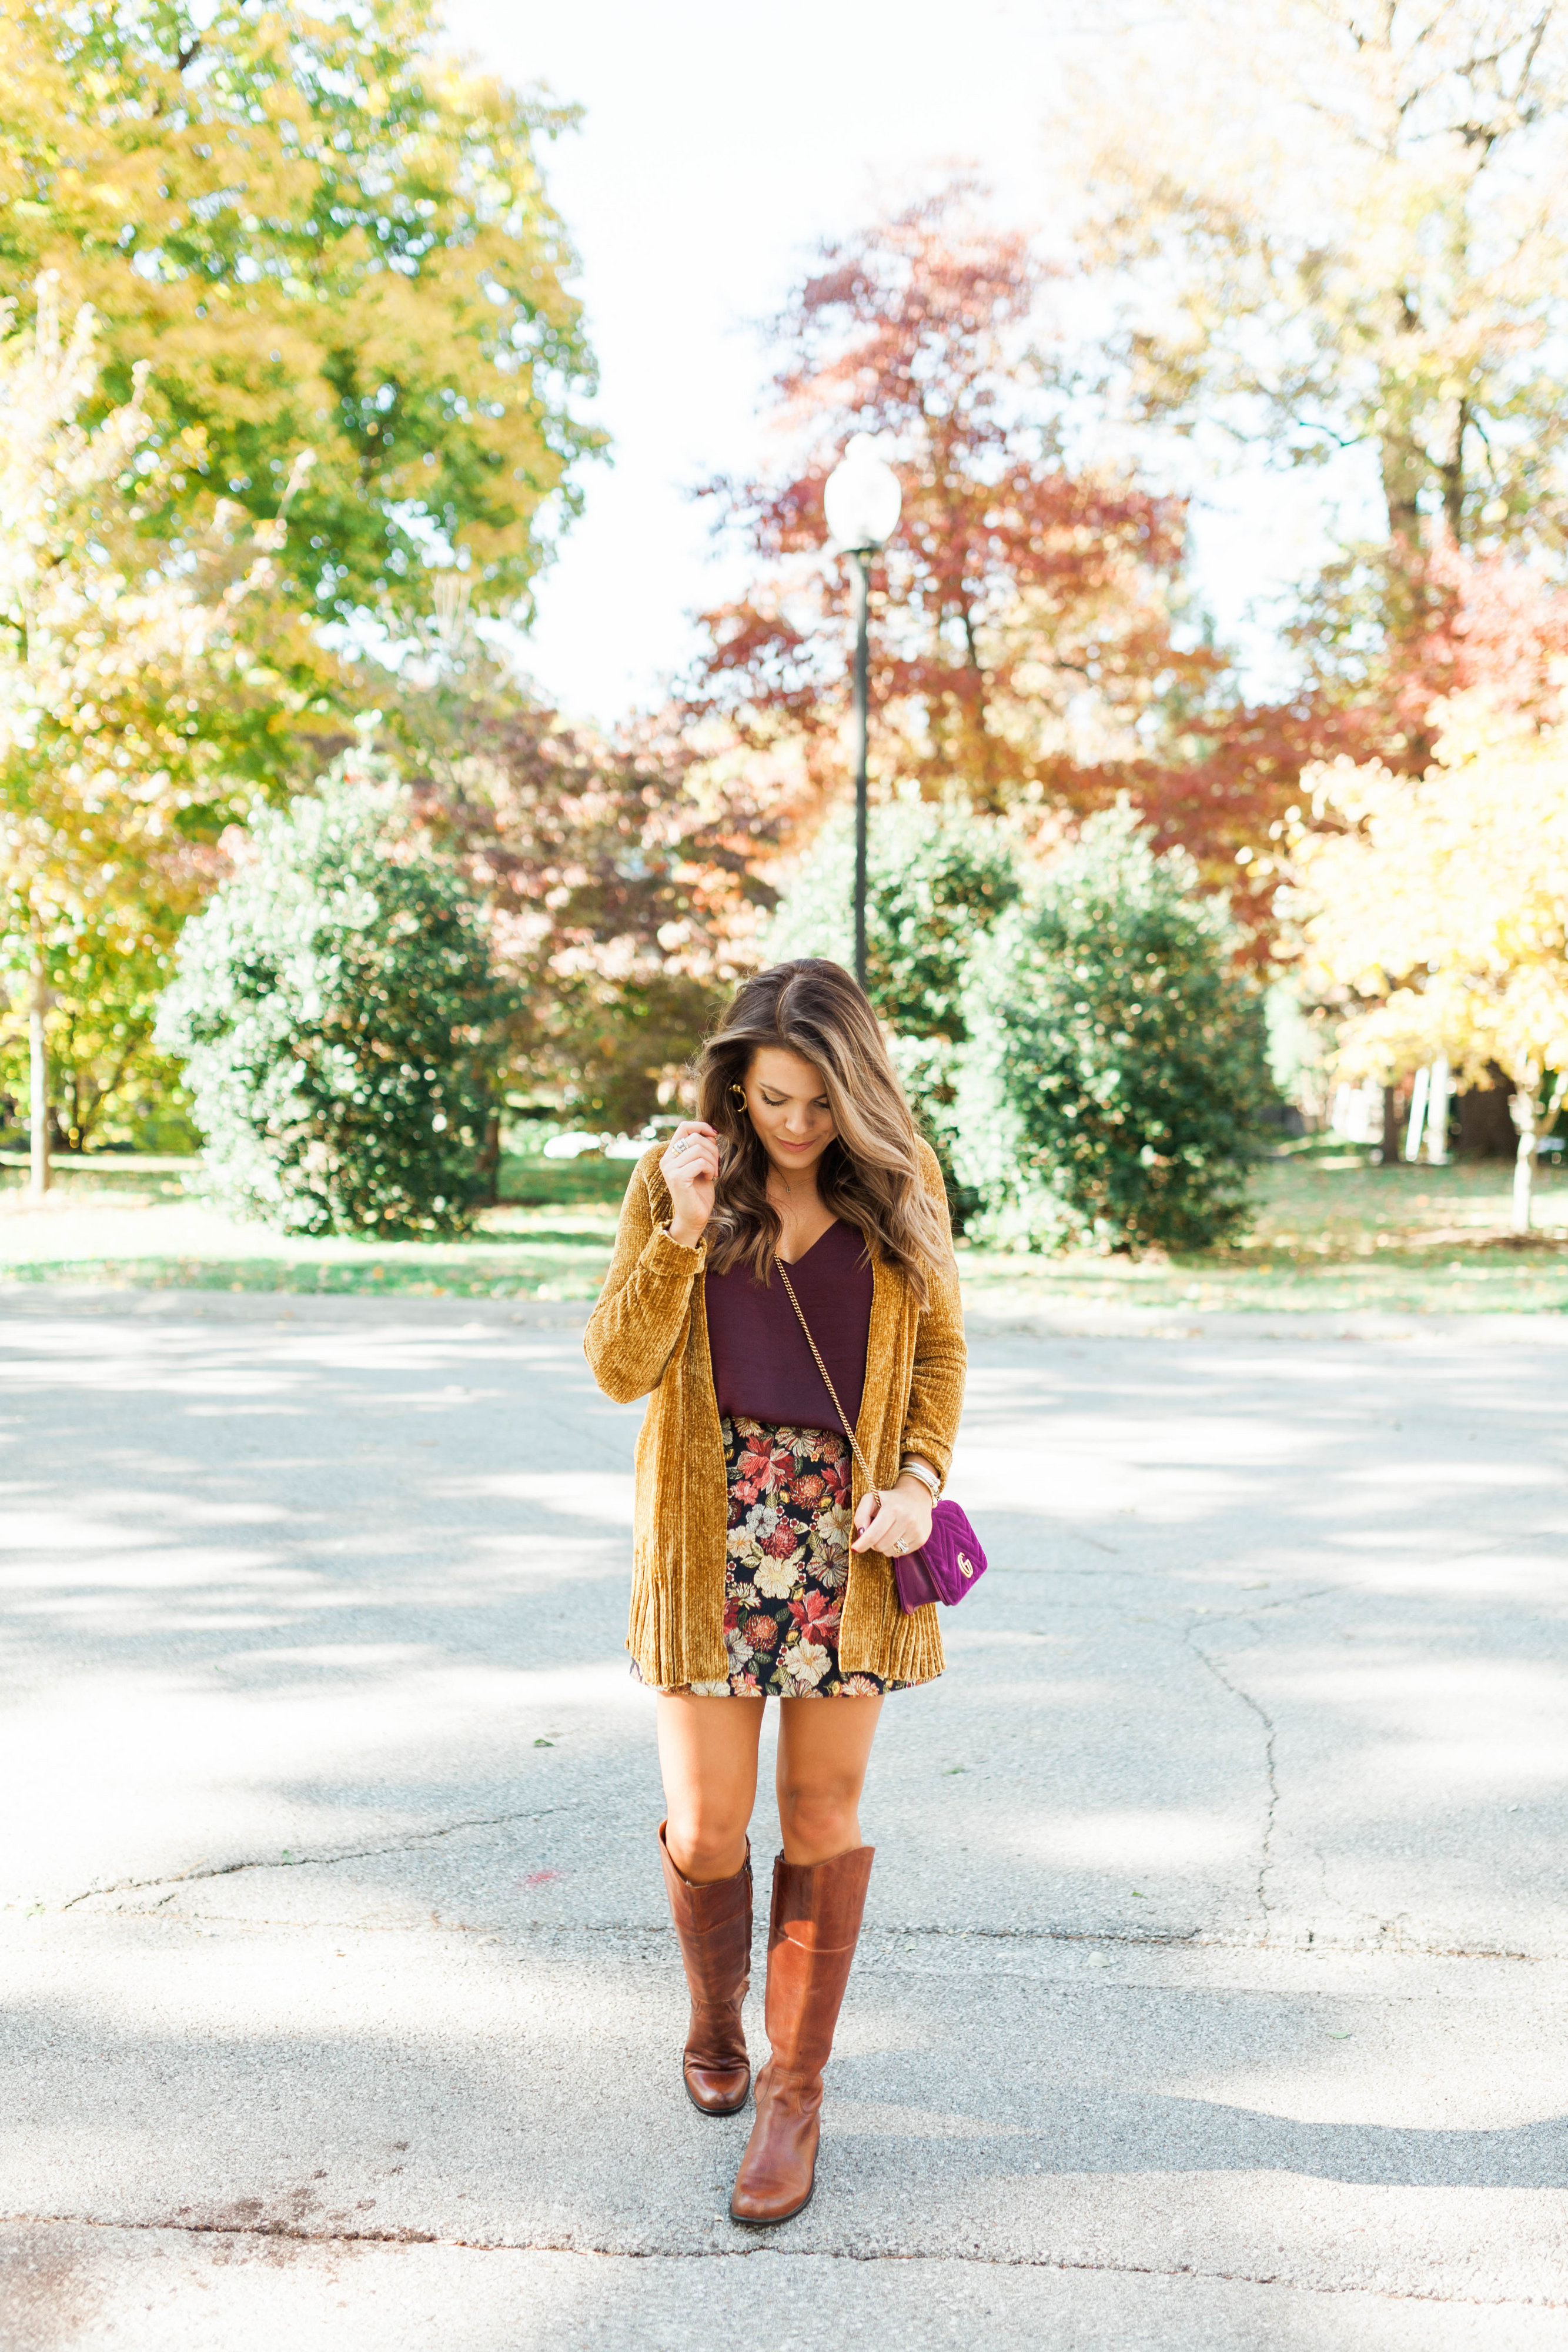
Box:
[583,1147,706,1404]
[897,1144,967,1488]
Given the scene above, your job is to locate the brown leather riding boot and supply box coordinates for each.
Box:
[658,1823,753,2116]
[728,1843,874,2226]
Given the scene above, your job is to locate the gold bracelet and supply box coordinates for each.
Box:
[899,1457,940,1499]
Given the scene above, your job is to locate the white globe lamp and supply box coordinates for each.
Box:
[824,434,902,552]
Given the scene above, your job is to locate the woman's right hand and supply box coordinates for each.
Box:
[661,1121,720,1248]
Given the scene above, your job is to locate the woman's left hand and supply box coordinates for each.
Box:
[851,1474,935,1560]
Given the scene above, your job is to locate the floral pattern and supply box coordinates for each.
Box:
[637,1416,931,1699]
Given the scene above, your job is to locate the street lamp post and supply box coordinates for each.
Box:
[824,436,901,989]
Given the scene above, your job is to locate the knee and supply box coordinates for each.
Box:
[777,1775,860,1860]
[665,1806,748,1885]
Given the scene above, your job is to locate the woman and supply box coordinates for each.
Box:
[584,958,967,2227]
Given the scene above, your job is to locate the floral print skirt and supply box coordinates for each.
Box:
[635,1416,935,1699]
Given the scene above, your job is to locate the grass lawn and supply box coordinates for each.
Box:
[0,1152,627,1302]
[1,1144,1564,1313]
[961,1148,1568,1315]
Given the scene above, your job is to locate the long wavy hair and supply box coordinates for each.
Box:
[693,960,947,1304]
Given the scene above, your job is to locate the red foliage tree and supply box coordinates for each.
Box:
[1388,543,1568,741]
[692,182,1568,962]
[689,180,1216,819]
[1122,540,1568,946]
[392,661,775,1141]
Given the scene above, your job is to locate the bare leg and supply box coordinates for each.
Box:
[775,1694,883,1864]
[657,1693,766,1883]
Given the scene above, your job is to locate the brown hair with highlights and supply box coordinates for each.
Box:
[692,959,948,1305]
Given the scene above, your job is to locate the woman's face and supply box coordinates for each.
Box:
[740,1046,837,1181]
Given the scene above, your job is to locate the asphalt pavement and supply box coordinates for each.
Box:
[2,1287,1565,2350]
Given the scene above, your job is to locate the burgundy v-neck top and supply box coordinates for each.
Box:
[703,1220,874,1436]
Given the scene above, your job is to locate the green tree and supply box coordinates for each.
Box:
[156,766,508,1235]
[0,285,332,1185]
[1,0,600,626]
[966,804,1270,1252]
[0,901,198,1154]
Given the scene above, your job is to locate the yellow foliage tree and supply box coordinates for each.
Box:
[1288,708,1568,1230]
[0,0,599,626]
[1062,4,1568,590]
[0,282,323,1188]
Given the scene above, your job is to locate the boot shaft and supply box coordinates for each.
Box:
[657,1823,753,2117]
[728,1843,875,2227]
[763,1845,874,2079]
[658,1824,753,2009]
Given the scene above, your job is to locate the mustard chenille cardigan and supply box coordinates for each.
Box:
[583,1137,968,1690]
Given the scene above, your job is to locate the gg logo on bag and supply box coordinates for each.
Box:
[957,1552,975,1578]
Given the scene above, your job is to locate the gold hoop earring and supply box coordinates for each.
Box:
[728,1083,747,1110]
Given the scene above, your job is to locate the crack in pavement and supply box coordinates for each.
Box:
[29,1902,1550,1963]
[3,2213,1560,2310]
[1183,1623,1279,1927]
[1212,1583,1340,1620]
[58,1807,568,1910]
[36,1790,1550,1965]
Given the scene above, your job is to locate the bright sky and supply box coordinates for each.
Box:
[443,0,1352,724]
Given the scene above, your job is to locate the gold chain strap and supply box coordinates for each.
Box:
[774,1261,880,1508]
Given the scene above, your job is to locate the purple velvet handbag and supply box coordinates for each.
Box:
[776,1266,988,1618]
[888,1499,988,1613]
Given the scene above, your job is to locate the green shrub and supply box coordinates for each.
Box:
[156,769,508,1235]
[964,804,1269,1252]
[769,789,1024,1211]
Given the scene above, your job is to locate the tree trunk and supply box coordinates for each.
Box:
[1379,412,1427,575]
[1380,1082,1402,1166]
[957,597,999,813]
[1426,1056,1452,1165]
[1440,397,1471,543]
[28,961,50,1202]
[1457,1072,1517,1159]
[477,1105,502,1208]
[1511,1092,1537,1234]
[1403,1065,1430,1160]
